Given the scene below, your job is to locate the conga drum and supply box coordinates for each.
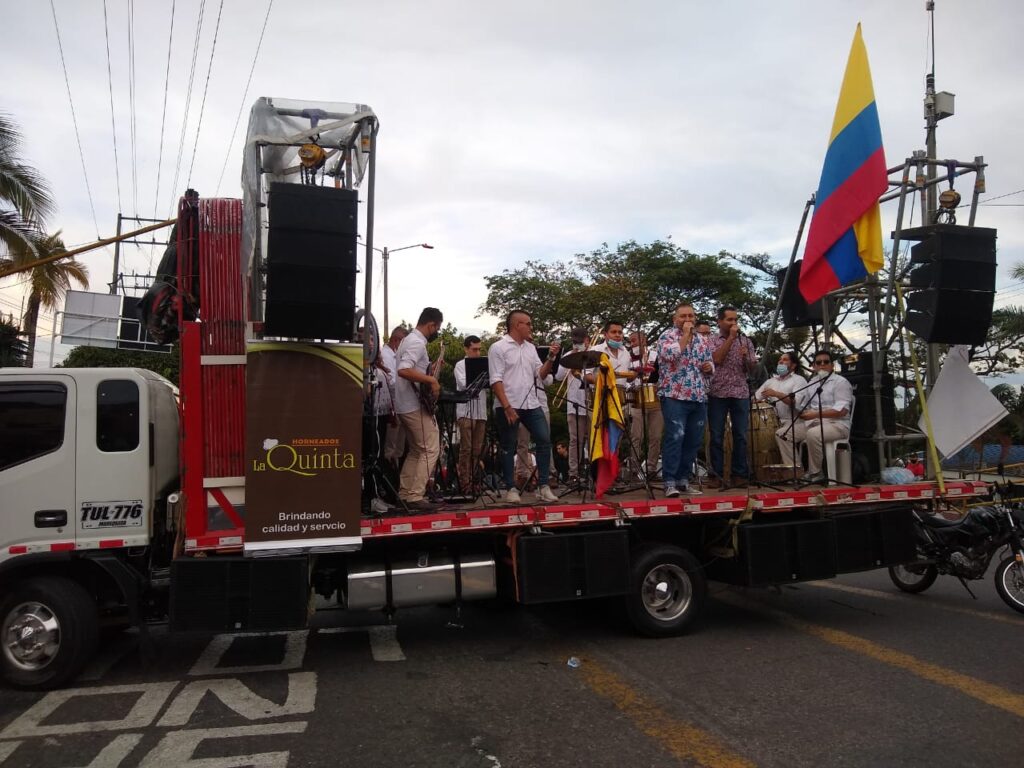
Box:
[749,402,782,480]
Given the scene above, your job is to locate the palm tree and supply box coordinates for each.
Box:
[0,316,27,366]
[0,231,88,366]
[0,113,54,257]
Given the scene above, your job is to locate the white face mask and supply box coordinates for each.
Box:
[573,343,585,352]
[776,364,788,376]
[631,346,641,356]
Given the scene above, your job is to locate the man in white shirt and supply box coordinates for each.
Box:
[553,327,590,482]
[755,350,806,467]
[377,326,408,466]
[394,308,444,510]
[792,351,854,481]
[627,329,662,481]
[488,310,560,503]
[454,335,488,493]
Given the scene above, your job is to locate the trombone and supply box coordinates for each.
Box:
[550,325,596,410]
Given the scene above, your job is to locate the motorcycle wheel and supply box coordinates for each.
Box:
[888,563,938,594]
[993,556,1024,614]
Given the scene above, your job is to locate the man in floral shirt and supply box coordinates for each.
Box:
[657,303,714,497]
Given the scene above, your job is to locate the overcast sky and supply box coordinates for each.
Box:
[2,0,1022,364]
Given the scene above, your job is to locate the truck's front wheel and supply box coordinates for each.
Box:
[625,544,706,637]
[1,577,99,690]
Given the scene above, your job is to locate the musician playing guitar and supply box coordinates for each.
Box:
[394,307,445,511]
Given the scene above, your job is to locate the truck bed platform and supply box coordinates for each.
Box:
[183,480,988,551]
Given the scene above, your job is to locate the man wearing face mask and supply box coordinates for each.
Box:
[627,329,662,480]
[394,307,445,510]
[554,327,591,483]
[586,321,637,481]
[755,351,806,467]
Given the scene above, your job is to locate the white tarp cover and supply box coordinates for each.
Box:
[241,97,376,275]
[920,345,1008,457]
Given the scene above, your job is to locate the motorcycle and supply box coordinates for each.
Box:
[888,481,1024,614]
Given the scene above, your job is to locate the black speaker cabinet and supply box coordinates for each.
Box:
[847,371,897,439]
[830,507,917,573]
[516,529,630,604]
[736,519,837,586]
[264,183,359,340]
[904,288,994,345]
[777,260,824,328]
[170,556,309,632]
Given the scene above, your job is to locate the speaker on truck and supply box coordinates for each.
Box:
[516,529,630,604]
[900,224,997,346]
[777,260,824,328]
[263,182,359,340]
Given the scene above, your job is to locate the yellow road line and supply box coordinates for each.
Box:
[806,580,1024,627]
[717,591,1024,720]
[578,656,755,768]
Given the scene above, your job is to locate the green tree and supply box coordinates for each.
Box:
[0,231,88,366]
[0,316,27,366]
[60,343,180,385]
[0,113,53,257]
[480,239,762,341]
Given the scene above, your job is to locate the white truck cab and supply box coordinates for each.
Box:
[0,368,178,688]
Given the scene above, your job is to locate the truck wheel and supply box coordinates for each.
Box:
[625,544,706,637]
[994,556,1024,614]
[888,563,938,594]
[0,577,99,690]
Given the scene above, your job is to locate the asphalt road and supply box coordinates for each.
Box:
[1,566,1021,768]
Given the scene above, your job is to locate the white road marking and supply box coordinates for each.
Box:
[806,580,1024,626]
[76,734,143,768]
[470,736,503,767]
[0,743,21,765]
[319,624,406,661]
[158,672,317,727]
[138,722,307,767]
[0,682,177,739]
[189,630,310,676]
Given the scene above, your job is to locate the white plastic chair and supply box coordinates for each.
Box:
[797,399,853,481]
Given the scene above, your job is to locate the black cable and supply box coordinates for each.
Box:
[49,0,100,238]
[127,0,139,216]
[102,0,123,215]
[185,0,226,187]
[150,0,177,273]
[214,0,274,195]
[167,0,207,215]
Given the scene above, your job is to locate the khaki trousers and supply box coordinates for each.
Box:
[629,406,664,474]
[398,410,440,502]
[457,417,487,490]
[566,411,588,477]
[790,419,850,475]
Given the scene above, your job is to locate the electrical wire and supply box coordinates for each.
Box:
[167,0,208,215]
[102,0,123,216]
[977,188,1024,205]
[49,0,101,238]
[185,0,225,187]
[214,0,274,196]
[127,0,139,216]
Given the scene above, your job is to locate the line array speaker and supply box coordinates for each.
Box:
[900,224,997,345]
[264,183,359,340]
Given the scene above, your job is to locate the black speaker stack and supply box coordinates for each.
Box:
[263,182,359,340]
[776,259,824,328]
[840,353,897,439]
[900,224,997,345]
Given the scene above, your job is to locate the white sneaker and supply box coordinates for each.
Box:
[536,485,558,503]
[505,487,521,504]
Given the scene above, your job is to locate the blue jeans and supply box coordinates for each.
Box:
[660,398,706,488]
[499,408,551,488]
[708,396,751,479]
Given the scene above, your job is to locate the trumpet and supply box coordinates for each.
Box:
[551,367,581,411]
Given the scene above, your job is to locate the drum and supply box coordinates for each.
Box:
[616,384,635,408]
[638,383,660,411]
[749,402,782,480]
[702,403,782,482]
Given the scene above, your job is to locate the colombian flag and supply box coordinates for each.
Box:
[800,24,887,303]
[588,355,625,499]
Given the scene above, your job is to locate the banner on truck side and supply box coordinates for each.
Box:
[244,341,363,555]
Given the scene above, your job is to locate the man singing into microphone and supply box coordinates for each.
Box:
[708,305,759,488]
[793,351,853,483]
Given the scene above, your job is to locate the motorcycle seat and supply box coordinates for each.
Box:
[920,514,968,528]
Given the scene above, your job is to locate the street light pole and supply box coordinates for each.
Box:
[378,243,433,334]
